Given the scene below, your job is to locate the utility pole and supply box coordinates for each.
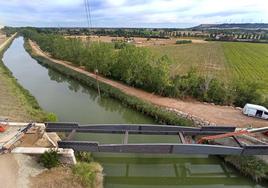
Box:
[84,0,101,97]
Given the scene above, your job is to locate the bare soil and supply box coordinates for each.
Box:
[66,35,207,47]
[30,166,84,188]
[0,154,46,188]
[0,154,19,188]
[29,40,268,128]
[0,34,6,46]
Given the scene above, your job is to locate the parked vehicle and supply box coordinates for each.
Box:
[243,103,268,120]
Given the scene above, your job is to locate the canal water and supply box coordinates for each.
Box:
[2,37,266,188]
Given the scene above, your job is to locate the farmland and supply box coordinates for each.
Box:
[149,42,268,93]
[223,42,268,93]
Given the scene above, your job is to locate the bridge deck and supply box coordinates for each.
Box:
[45,122,268,155]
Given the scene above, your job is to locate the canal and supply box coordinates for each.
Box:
[2,37,266,188]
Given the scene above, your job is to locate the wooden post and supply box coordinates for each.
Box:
[123,131,129,144]
[95,69,101,97]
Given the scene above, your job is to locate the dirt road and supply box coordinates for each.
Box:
[0,154,45,188]
[0,154,18,188]
[29,40,268,128]
[66,35,207,47]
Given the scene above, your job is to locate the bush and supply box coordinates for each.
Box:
[39,149,60,169]
[225,155,268,182]
[172,69,206,99]
[176,40,192,44]
[114,41,128,49]
[205,79,226,104]
[45,112,58,122]
[72,162,103,188]
[231,81,262,107]
[75,152,93,163]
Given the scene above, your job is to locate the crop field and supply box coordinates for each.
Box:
[149,42,268,92]
[223,42,268,92]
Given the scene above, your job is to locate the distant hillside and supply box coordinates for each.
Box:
[192,23,268,30]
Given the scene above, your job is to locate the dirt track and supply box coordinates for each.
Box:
[66,35,207,47]
[29,40,268,128]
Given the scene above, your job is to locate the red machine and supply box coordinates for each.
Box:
[0,120,9,132]
[0,123,7,132]
[198,127,268,144]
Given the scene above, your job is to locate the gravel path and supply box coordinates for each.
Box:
[29,40,268,128]
[0,154,45,188]
[0,154,18,188]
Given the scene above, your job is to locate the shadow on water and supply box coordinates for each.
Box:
[2,37,268,188]
[93,153,266,188]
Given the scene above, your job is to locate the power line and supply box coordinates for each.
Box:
[84,0,92,30]
[84,0,90,28]
[83,0,100,96]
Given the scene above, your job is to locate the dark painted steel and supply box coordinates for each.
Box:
[45,123,236,135]
[46,122,268,155]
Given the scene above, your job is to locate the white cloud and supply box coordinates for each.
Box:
[0,0,267,27]
[105,0,126,7]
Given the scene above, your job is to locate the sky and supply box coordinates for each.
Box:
[0,0,267,28]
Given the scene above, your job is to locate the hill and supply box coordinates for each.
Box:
[192,23,268,30]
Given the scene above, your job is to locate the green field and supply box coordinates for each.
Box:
[149,42,268,93]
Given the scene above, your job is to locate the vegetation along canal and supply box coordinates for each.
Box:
[3,37,267,187]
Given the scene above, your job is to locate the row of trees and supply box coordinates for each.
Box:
[22,29,172,95]
[21,29,267,107]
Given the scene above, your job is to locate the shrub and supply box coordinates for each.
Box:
[225,155,268,182]
[172,69,206,99]
[231,81,262,107]
[205,79,226,104]
[39,149,60,169]
[45,112,58,122]
[114,41,128,49]
[75,152,93,163]
[72,162,103,188]
[176,40,192,44]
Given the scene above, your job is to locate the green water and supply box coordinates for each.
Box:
[2,37,267,187]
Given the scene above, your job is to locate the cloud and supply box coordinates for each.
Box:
[0,0,267,27]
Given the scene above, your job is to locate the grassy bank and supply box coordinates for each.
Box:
[224,155,268,182]
[0,35,56,122]
[24,39,192,126]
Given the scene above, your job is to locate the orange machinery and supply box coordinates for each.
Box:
[0,121,8,132]
[198,127,268,144]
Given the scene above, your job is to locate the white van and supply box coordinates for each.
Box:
[243,103,268,120]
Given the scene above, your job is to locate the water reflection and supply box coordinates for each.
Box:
[94,154,265,188]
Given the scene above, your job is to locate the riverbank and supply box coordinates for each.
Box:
[0,36,103,187]
[25,38,268,183]
[0,34,47,187]
[0,34,51,122]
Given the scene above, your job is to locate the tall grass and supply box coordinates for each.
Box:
[0,36,56,122]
